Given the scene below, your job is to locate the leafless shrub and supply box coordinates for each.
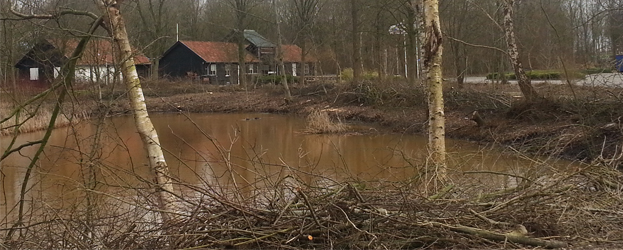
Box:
[107,163,622,249]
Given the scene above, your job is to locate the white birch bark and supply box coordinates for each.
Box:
[100,0,176,222]
[423,0,447,183]
[502,0,539,102]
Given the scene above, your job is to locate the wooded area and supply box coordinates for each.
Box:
[0,0,622,84]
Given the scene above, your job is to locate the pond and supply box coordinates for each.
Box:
[0,113,576,219]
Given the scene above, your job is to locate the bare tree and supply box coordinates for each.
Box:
[351,0,362,83]
[606,0,623,58]
[370,0,391,78]
[230,0,253,87]
[274,0,292,101]
[403,0,420,84]
[289,0,320,84]
[502,0,539,102]
[423,0,446,184]
[133,0,174,80]
[96,0,176,222]
[442,0,471,86]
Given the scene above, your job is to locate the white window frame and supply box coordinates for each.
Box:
[29,68,39,81]
[247,64,254,74]
[208,64,217,75]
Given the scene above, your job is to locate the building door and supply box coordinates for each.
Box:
[292,63,297,76]
[29,68,39,81]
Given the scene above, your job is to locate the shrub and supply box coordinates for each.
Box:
[341,68,380,81]
[256,75,299,85]
[363,71,379,80]
[340,68,354,81]
[486,70,586,80]
[485,72,512,80]
[581,68,614,75]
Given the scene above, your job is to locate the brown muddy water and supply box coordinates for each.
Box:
[0,113,577,220]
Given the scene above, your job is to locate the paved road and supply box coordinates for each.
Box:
[464,73,623,87]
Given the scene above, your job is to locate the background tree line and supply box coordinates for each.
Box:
[1,0,623,85]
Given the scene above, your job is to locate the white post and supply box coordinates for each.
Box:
[404,34,408,78]
[396,47,399,75]
[416,37,420,79]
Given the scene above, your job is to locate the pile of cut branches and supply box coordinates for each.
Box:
[6,165,622,249]
[106,165,622,249]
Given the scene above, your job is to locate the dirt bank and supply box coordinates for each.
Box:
[109,79,623,167]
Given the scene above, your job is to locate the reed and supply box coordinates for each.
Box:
[305,109,346,134]
[0,102,90,136]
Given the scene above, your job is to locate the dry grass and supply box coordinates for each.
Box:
[305,109,346,134]
[0,98,92,136]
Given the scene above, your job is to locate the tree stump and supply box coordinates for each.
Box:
[471,111,486,127]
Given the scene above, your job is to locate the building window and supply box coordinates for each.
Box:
[29,68,39,81]
[54,67,61,79]
[304,63,310,75]
[261,64,270,75]
[225,64,231,76]
[208,64,217,75]
[247,64,254,74]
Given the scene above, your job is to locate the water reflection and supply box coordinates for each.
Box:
[1,113,574,221]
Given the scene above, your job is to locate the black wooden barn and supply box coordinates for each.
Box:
[160,30,316,84]
[158,40,260,84]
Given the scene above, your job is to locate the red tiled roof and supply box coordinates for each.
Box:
[179,41,260,63]
[282,44,316,63]
[49,39,151,66]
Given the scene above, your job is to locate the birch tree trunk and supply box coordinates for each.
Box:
[423,0,447,184]
[502,0,539,102]
[100,0,176,222]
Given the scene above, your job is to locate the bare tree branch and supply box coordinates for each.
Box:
[445,35,509,56]
[8,6,98,21]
